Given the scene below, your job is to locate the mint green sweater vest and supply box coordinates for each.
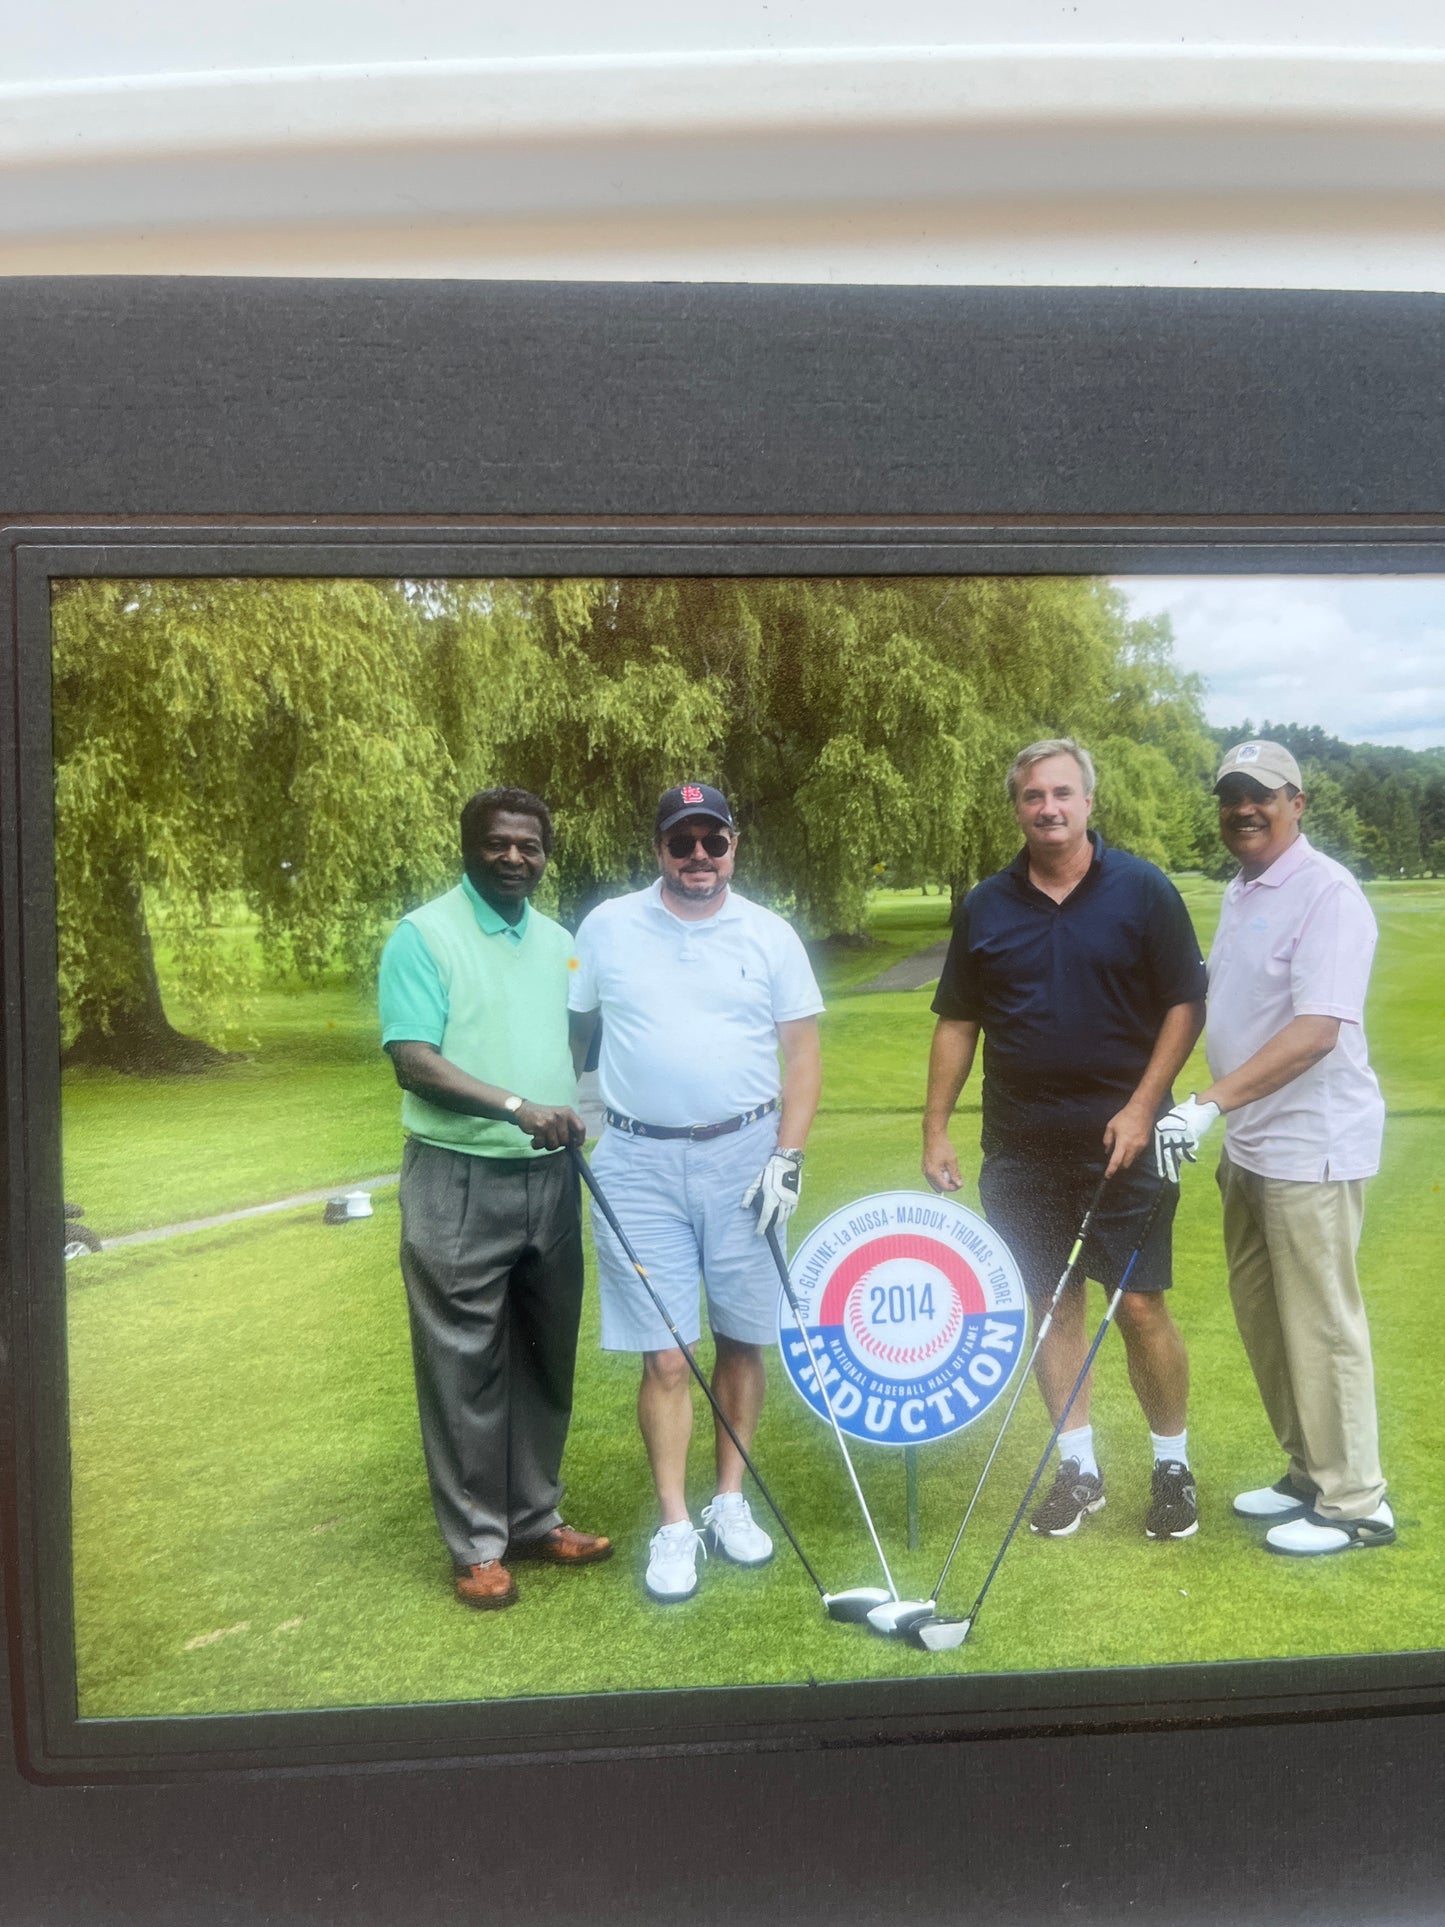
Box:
[400,885,577,1159]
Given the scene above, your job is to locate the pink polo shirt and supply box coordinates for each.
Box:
[1205,833,1385,1182]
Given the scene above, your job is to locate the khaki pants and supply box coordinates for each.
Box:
[1217,1150,1386,1521]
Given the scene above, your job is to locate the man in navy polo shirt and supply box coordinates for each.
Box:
[922,739,1207,1540]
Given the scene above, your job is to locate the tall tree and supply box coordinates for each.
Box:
[52,572,1225,1070]
[53,579,464,1069]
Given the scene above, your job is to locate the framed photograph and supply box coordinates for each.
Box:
[3,281,1443,1920]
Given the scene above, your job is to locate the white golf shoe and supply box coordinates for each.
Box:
[645,1521,706,1602]
[701,1492,774,1567]
[1266,1500,1395,1557]
[1233,1477,1316,1521]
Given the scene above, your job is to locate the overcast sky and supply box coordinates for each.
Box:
[1112,577,1445,752]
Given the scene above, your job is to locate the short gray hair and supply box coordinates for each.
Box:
[1006,738,1096,804]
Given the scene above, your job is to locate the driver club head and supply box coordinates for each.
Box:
[865,1599,936,1638]
[823,1587,893,1624]
[904,1613,973,1652]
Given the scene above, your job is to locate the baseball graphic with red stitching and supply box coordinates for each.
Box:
[845,1257,964,1373]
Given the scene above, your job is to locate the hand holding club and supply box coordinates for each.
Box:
[514,1100,588,1151]
[743,1149,804,1237]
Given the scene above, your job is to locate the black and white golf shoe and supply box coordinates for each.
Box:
[1146,1460,1199,1539]
[1232,1476,1315,1521]
[1029,1458,1106,1537]
[1266,1502,1395,1556]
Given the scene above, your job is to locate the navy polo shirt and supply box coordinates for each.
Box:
[931,833,1206,1153]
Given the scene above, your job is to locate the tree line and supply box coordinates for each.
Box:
[47,574,1233,1072]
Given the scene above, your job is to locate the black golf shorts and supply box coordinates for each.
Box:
[977,1149,1177,1298]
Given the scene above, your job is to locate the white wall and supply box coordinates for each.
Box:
[4,2,1445,285]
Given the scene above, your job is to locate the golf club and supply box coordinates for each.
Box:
[569,1144,887,1622]
[764,1220,901,1621]
[903,1173,1176,1653]
[868,1169,1112,1638]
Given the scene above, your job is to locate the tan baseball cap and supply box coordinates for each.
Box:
[1213,740,1302,792]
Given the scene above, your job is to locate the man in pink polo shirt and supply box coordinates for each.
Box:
[1153,740,1392,1557]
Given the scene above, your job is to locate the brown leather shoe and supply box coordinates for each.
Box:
[454,1560,518,1609]
[510,1524,614,1566]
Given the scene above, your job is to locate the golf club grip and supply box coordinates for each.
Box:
[567,1144,827,1595]
[765,1222,899,1599]
[964,1174,1176,1630]
[926,1164,1115,1604]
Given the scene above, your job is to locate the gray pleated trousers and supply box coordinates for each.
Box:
[398,1139,584,1569]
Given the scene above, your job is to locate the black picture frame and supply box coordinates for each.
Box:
[3,279,1444,1922]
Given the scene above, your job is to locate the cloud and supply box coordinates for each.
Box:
[1113,577,1445,750]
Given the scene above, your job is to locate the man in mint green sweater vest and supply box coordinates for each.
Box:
[379,787,612,1610]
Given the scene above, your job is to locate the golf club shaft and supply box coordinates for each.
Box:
[568,1144,828,1598]
[925,1168,1112,1606]
[962,1176,1175,1635]
[765,1222,900,1600]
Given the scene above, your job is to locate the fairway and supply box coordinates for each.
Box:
[61,883,1445,1718]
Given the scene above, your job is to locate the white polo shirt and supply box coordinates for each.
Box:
[1206,833,1385,1182]
[570,880,824,1128]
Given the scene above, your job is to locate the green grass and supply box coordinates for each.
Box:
[61,972,401,1235]
[60,883,1445,1717]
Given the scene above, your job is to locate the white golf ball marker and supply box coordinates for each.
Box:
[779,1192,1026,1446]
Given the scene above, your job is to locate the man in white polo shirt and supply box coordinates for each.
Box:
[569,782,824,1602]
[1154,741,1392,1557]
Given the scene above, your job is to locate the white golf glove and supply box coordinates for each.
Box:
[743,1149,805,1237]
[1154,1095,1221,1185]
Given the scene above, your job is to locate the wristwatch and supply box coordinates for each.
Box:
[503,1095,524,1115]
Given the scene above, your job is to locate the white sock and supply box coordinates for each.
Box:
[1057,1424,1098,1478]
[1150,1429,1189,1467]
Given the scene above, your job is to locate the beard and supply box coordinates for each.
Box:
[666,866,727,902]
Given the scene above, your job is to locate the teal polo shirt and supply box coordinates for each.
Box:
[378,876,578,1159]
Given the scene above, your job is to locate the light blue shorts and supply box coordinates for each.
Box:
[589,1113,782,1351]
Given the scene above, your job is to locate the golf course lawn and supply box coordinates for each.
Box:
[61,884,1445,1718]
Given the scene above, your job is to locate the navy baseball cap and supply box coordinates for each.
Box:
[655,782,735,837]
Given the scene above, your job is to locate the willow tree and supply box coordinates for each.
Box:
[458,577,730,923]
[51,575,730,1070]
[53,578,468,1070]
[51,570,1215,1069]
[507,574,1208,938]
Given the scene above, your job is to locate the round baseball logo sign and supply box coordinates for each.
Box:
[778,1193,1028,1446]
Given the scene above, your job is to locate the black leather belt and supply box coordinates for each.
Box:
[603,1098,779,1142]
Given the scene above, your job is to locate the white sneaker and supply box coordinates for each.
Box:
[1266,1500,1396,1557]
[1233,1477,1315,1521]
[701,1493,774,1567]
[645,1520,705,1601]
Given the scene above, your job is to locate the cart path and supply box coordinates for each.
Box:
[99,1173,401,1250]
[858,939,951,993]
[94,1074,610,1251]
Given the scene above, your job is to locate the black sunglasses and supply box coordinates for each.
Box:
[666,831,732,859]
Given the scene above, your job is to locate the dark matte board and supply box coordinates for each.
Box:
[2,279,1444,1924]
[4,280,1445,517]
